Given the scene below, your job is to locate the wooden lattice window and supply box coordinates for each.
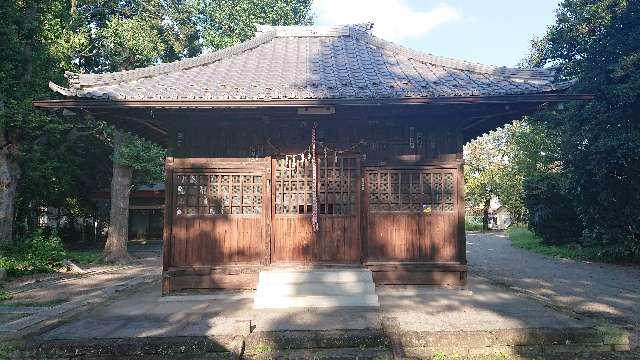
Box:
[175,173,263,216]
[367,169,455,212]
[275,156,357,215]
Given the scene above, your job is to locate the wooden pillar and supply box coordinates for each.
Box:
[161,156,174,295]
[456,160,467,265]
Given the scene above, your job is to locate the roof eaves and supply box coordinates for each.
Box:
[67,29,278,89]
[48,81,77,97]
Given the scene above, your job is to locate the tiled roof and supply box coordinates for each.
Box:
[49,23,571,101]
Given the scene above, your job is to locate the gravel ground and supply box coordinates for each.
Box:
[467,232,640,348]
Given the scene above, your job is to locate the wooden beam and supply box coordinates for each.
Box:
[32,93,593,109]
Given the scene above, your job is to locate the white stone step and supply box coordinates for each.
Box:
[258,269,373,284]
[253,294,380,309]
[253,269,379,309]
[256,281,375,296]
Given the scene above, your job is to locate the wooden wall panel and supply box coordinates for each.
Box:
[171,216,264,266]
[170,117,464,166]
[272,216,360,263]
[366,213,458,262]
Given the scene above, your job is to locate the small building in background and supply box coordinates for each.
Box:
[94,184,164,243]
[489,205,512,230]
[487,197,512,230]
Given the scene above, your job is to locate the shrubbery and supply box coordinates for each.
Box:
[523,173,582,246]
[0,230,67,276]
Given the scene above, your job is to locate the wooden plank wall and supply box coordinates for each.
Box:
[169,116,464,166]
[366,213,458,261]
[171,216,264,266]
[272,215,360,263]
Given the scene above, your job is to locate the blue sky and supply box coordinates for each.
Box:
[313,0,560,67]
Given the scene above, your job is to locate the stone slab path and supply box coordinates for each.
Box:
[467,232,640,346]
[29,273,613,359]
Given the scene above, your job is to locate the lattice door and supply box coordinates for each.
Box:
[366,169,456,212]
[169,161,270,267]
[271,155,361,263]
[274,155,358,215]
[174,172,264,216]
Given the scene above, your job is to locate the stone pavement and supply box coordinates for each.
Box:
[467,232,640,347]
[24,275,631,359]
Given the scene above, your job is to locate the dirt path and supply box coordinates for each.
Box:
[2,253,161,307]
[467,232,640,346]
[0,252,161,337]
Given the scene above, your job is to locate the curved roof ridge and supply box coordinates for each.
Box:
[66,29,277,88]
[348,27,556,83]
[256,23,374,37]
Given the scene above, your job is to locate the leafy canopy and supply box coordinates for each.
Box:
[526,0,640,260]
[193,0,313,49]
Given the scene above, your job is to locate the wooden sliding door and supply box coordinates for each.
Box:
[271,155,361,263]
[364,167,459,262]
[169,159,270,266]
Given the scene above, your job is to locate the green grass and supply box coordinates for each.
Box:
[506,225,584,260]
[253,343,273,354]
[0,289,12,302]
[0,248,104,279]
[66,250,104,265]
[464,214,482,231]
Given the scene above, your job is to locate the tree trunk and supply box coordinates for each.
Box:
[482,198,491,232]
[0,131,20,245]
[104,132,132,262]
[0,1,38,244]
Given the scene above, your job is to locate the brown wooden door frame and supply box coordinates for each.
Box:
[362,165,460,262]
[269,154,361,264]
[166,158,271,267]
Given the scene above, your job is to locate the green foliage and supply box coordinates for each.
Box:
[98,16,165,71]
[74,0,201,72]
[0,289,12,302]
[253,343,273,354]
[464,220,482,231]
[595,322,629,345]
[524,172,583,246]
[193,0,313,49]
[1,0,112,240]
[0,230,66,276]
[464,122,531,223]
[112,131,166,184]
[526,0,640,261]
[465,216,483,232]
[464,129,508,208]
[1,0,313,245]
[507,225,584,260]
[0,341,20,358]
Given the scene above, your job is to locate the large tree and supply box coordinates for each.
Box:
[1,0,314,255]
[0,0,107,244]
[70,1,198,261]
[527,0,640,260]
[464,121,531,230]
[193,0,313,49]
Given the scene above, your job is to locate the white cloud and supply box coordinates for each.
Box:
[312,0,461,41]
